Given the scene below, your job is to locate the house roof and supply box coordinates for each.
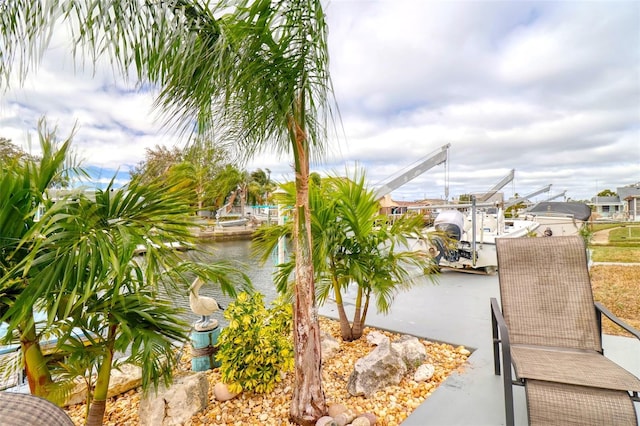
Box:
[591,196,620,204]
[618,182,640,200]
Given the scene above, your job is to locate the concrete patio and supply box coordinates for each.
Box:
[319,269,640,425]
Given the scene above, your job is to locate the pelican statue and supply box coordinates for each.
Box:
[189,277,224,331]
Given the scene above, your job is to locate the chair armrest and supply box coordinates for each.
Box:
[595,302,640,340]
[491,297,515,426]
[491,298,511,374]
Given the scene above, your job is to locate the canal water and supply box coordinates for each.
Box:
[175,239,279,328]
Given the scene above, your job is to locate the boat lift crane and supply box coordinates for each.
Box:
[546,190,567,202]
[504,184,552,209]
[477,169,515,202]
[373,144,450,200]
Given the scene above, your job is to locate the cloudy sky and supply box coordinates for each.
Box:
[1,1,638,202]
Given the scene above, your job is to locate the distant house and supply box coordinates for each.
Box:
[378,194,442,224]
[590,182,640,221]
[619,182,640,221]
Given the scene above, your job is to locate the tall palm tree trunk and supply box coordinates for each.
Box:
[289,123,326,425]
[20,319,53,398]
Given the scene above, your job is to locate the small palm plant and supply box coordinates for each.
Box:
[1,128,250,425]
[24,180,250,426]
[254,169,438,341]
[0,120,83,399]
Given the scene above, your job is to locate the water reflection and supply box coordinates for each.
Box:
[174,240,278,328]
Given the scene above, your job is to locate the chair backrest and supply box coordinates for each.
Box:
[496,235,601,351]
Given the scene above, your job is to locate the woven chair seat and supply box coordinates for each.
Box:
[512,345,640,392]
[0,392,74,426]
[527,379,638,426]
[491,236,640,426]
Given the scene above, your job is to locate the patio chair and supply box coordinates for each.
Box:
[0,391,75,426]
[491,235,640,426]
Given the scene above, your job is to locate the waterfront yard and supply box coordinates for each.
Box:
[58,228,639,425]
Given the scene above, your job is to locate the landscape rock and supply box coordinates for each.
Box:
[321,331,341,361]
[366,331,388,346]
[351,416,372,426]
[334,409,357,426]
[64,363,142,406]
[347,338,407,397]
[316,416,337,426]
[213,382,239,402]
[317,416,337,426]
[139,372,208,426]
[327,402,347,418]
[360,412,377,425]
[414,363,436,382]
[391,335,427,369]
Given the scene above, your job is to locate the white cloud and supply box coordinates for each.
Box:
[1,0,638,200]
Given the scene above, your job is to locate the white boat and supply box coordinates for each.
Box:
[217,218,249,227]
[414,207,539,274]
[134,240,193,255]
[522,201,591,237]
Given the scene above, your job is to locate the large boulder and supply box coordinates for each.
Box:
[139,372,209,426]
[347,338,407,397]
[391,335,427,369]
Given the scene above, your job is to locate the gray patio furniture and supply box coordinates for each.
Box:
[491,235,640,425]
[0,391,75,426]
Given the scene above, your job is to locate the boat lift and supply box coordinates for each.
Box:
[504,185,552,208]
[477,169,515,203]
[546,190,567,202]
[373,143,450,200]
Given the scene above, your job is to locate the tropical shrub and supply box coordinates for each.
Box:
[216,292,293,394]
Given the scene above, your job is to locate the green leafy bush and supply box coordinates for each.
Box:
[216,292,293,394]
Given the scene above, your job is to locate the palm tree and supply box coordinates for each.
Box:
[0,121,81,398]
[29,179,249,425]
[212,164,248,217]
[4,175,249,425]
[1,1,334,423]
[247,169,272,206]
[174,138,230,212]
[1,123,250,425]
[254,170,438,341]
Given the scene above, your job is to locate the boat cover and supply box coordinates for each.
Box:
[526,202,591,221]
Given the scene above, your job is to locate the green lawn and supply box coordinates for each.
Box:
[589,224,640,259]
[590,246,640,263]
[588,224,640,334]
[608,225,640,244]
